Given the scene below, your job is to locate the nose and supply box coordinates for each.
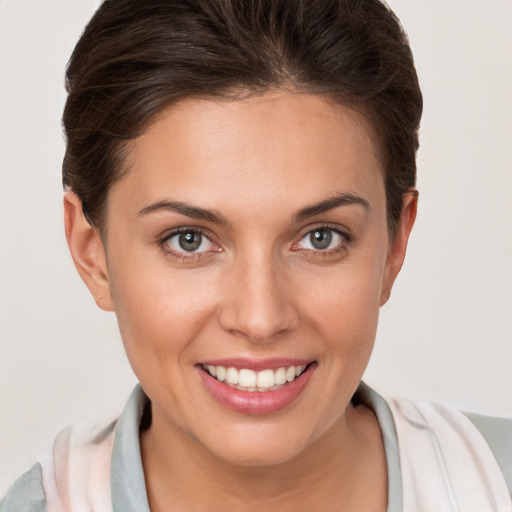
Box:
[217,250,299,343]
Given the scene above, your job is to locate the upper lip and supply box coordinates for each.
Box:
[197,357,315,371]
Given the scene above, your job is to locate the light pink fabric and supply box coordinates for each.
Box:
[387,398,512,512]
[39,421,115,512]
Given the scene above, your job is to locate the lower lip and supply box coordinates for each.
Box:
[196,363,316,415]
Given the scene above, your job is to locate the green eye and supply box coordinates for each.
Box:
[309,229,332,250]
[296,227,347,251]
[178,231,203,252]
[165,230,216,254]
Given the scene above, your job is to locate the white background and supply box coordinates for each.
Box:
[1,0,511,494]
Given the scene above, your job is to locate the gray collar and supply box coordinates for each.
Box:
[353,382,403,512]
[111,385,151,512]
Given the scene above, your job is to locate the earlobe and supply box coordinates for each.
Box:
[63,191,114,312]
[379,190,418,306]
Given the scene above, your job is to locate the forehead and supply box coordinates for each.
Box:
[114,90,385,218]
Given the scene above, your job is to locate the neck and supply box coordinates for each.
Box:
[140,403,387,512]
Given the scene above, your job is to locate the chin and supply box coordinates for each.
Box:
[212,441,306,468]
[195,420,321,469]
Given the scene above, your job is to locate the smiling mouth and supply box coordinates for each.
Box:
[200,363,313,392]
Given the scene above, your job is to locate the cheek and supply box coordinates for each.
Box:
[316,283,380,363]
[107,257,218,373]
[297,255,385,357]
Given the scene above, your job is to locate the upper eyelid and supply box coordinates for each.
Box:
[158,227,218,254]
[290,225,351,253]
[159,228,219,260]
[296,224,351,240]
[160,226,213,242]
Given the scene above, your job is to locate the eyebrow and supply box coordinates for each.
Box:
[293,192,370,222]
[137,192,369,226]
[137,200,229,226]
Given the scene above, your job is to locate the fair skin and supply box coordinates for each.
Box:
[65,91,417,511]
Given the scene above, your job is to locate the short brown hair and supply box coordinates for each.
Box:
[63,0,422,235]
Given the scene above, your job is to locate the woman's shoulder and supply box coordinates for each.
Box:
[1,419,117,512]
[1,386,148,512]
[0,463,46,512]
[386,393,512,508]
[463,410,512,492]
[387,394,512,472]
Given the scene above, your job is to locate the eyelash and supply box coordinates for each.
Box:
[158,224,352,262]
[292,224,352,258]
[159,227,220,262]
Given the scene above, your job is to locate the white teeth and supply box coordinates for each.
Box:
[216,366,226,381]
[256,369,275,388]
[203,363,310,391]
[239,369,257,388]
[275,367,287,385]
[226,367,239,385]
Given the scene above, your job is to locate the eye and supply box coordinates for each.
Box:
[294,227,348,251]
[164,229,217,255]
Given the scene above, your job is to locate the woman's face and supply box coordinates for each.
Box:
[84,91,413,466]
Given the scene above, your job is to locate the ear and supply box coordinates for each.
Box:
[63,191,114,311]
[380,190,418,306]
